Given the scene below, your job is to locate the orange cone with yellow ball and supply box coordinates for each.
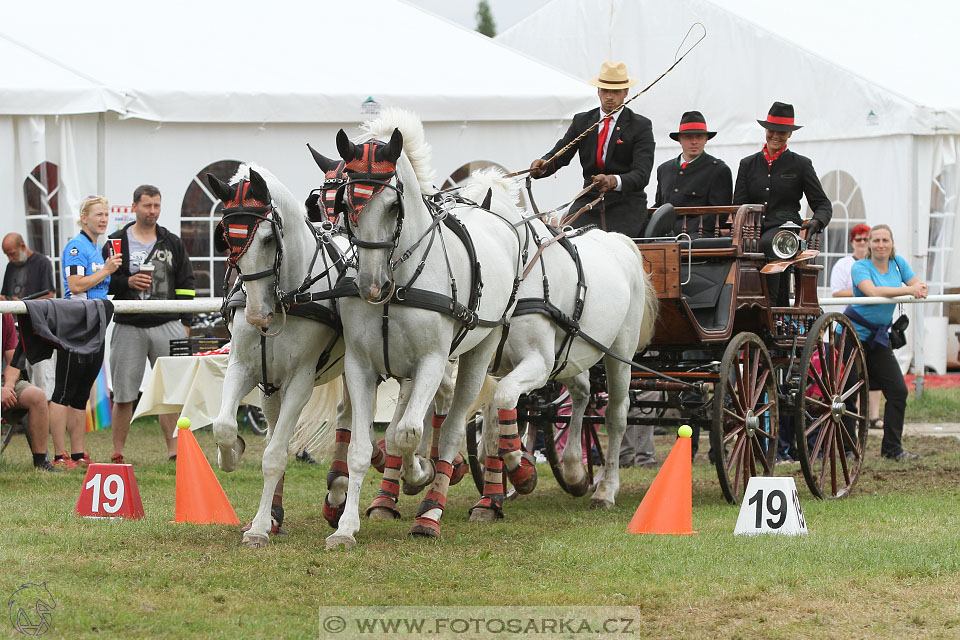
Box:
[173,416,240,525]
[626,425,697,535]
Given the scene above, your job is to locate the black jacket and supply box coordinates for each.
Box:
[538,106,655,236]
[103,223,195,327]
[733,148,832,230]
[654,152,732,235]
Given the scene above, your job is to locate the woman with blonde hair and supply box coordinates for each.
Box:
[844,224,927,462]
[49,196,122,469]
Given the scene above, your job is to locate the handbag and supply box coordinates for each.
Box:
[888,310,908,350]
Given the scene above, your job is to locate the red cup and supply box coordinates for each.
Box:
[110,239,122,256]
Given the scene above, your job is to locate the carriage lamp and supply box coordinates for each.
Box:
[770,222,805,260]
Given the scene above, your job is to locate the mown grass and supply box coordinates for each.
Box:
[905,386,960,423]
[2,422,959,639]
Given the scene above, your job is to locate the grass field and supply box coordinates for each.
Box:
[2,416,959,640]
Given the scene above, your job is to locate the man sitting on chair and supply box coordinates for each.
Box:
[2,313,57,471]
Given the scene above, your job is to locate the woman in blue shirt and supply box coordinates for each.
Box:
[846,224,927,462]
[49,196,122,469]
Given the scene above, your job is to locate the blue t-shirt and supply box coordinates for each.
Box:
[848,254,914,340]
[62,231,110,300]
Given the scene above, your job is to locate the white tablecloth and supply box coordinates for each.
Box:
[133,355,400,431]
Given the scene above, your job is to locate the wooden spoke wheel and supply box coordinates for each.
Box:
[794,312,869,499]
[711,332,779,504]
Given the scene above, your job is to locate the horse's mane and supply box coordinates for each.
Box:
[360,108,436,195]
[229,163,305,220]
[461,168,522,216]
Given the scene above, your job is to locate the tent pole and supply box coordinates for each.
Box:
[97,113,105,196]
[912,136,925,399]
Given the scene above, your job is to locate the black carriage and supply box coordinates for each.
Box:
[468,204,870,504]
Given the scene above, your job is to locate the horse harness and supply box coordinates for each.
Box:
[218,178,349,396]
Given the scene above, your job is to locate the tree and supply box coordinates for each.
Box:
[475,0,496,37]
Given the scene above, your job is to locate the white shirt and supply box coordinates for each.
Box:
[597,108,624,191]
[830,255,856,294]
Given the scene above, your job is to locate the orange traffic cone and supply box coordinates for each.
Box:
[627,426,697,535]
[174,418,240,525]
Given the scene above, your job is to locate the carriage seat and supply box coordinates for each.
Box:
[643,204,676,239]
[680,260,734,333]
[689,236,733,249]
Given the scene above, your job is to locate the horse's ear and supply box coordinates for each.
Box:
[307,143,340,173]
[336,129,358,161]
[481,188,493,210]
[247,169,271,204]
[382,128,403,163]
[206,173,234,203]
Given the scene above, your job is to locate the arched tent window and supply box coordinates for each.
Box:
[808,169,865,293]
[927,163,957,316]
[23,162,62,297]
[181,160,241,297]
[441,160,529,209]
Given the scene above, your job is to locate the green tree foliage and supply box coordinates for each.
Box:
[476,0,496,37]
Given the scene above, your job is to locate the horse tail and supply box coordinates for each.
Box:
[612,234,659,351]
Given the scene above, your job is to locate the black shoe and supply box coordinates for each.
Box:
[35,460,63,472]
[883,450,920,462]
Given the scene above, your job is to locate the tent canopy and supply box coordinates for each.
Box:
[1,0,594,123]
[497,0,960,142]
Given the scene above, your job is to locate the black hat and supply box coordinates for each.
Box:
[758,101,802,131]
[669,111,716,141]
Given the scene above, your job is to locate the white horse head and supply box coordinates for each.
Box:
[207,165,309,329]
[325,108,437,302]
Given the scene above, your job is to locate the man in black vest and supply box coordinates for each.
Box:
[654,111,732,237]
[529,61,655,237]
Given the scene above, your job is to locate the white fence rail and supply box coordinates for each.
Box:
[0,298,223,315]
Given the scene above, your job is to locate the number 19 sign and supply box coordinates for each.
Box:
[734,476,807,536]
[75,463,144,520]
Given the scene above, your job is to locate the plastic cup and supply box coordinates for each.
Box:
[110,239,122,256]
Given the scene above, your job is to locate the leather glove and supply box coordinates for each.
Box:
[801,218,823,235]
[529,158,547,178]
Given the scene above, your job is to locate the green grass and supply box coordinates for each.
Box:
[2,421,960,639]
[905,386,960,423]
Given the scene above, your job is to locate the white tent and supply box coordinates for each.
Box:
[498,0,960,372]
[1,0,594,296]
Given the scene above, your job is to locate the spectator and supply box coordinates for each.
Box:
[50,196,121,469]
[104,185,195,463]
[2,313,57,471]
[2,233,57,400]
[831,223,883,430]
[844,224,927,462]
[529,61,655,236]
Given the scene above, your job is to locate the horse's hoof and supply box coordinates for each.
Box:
[241,532,269,549]
[506,452,538,495]
[325,534,356,551]
[564,474,590,498]
[467,507,501,522]
[449,453,469,486]
[365,496,401,520]
[236,435,246,456]
[322,497,345,529]
[589,498,615,510]
[401,458,436,496]
[409,517,440,538]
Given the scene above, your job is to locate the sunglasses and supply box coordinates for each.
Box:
[852,237,868,243]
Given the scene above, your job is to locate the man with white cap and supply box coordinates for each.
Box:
[530,61,655,237]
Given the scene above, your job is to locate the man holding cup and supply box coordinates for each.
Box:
[102,185,196,463]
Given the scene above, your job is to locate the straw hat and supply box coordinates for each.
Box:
[589,61,637,89]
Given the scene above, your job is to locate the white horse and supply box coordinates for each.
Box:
[206,165,348,548]
[462,170,658,516]
[317,109,524,548]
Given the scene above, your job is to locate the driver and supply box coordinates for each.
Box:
[529,61,655,237]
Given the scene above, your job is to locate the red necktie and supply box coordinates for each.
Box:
[596,116,612,170]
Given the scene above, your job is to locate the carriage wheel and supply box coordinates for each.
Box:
[711,332,779,504]
[794,312,869,499]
